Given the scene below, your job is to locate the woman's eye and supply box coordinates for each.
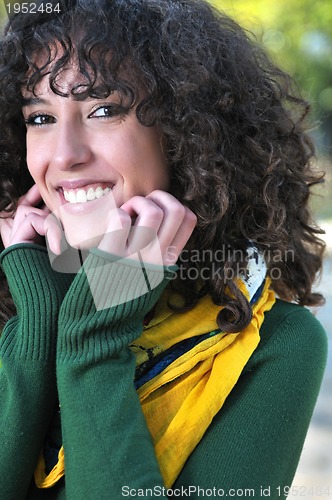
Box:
[25,114,56,126]
[89,105,124,118]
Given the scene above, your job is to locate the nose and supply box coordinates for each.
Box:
[51,120,92,171]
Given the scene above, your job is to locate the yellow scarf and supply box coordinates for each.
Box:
[35,278,275,489]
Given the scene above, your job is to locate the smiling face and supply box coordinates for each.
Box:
[22,67,169,218]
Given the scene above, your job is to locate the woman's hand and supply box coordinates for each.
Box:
[98,190,197,266]
[0,184,62,252]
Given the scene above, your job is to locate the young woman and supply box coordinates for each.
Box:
[0,0,327,498]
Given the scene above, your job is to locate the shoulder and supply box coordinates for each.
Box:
[248,298,328,383]
[259,298,327,347]
[175,302,327,491]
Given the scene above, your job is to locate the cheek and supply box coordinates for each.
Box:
[26,137,38,179]
[26,136,47,183]
[146,147,169,190]
[26,160,39,184]
[132,129,169,188]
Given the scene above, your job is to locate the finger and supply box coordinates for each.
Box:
[138,209,196,267]
[17,184,42,207]
[146,190,197,262]
[11,205,49,238]
[10,213,47,246]
[98,209,132,256]
[121,196,165,259]
[163,207,197,265]
[145,191,186,249]
[44,213,64,255]
[121,196,164,230]
[0,185,44,220]
[1,202,50,249]
[0,217,15,248]
[122,192,197,265]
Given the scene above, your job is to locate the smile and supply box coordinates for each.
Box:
[62,185,112,204]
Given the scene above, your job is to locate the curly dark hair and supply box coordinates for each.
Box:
[0,0,326,331]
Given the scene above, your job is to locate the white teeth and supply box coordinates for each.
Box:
[95,186,104,199]
[87,187,95,201]
[68,191,77,204]
[63,186,111,204]
[76,189,87,203]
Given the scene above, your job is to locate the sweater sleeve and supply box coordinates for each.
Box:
[0,244,74,500]
[56,252,175,499]
[173,300,328,500]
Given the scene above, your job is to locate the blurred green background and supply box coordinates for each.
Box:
[210,0,332,220]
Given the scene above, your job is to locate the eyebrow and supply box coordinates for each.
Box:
[21,97,50,107]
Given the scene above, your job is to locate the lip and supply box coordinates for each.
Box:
[56,179,115,190]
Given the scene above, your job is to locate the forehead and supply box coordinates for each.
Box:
[24,43,96,91]
[24,65,91,98]
[23,44,136,101]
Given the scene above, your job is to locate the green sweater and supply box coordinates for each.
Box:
[0,244,328,500]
